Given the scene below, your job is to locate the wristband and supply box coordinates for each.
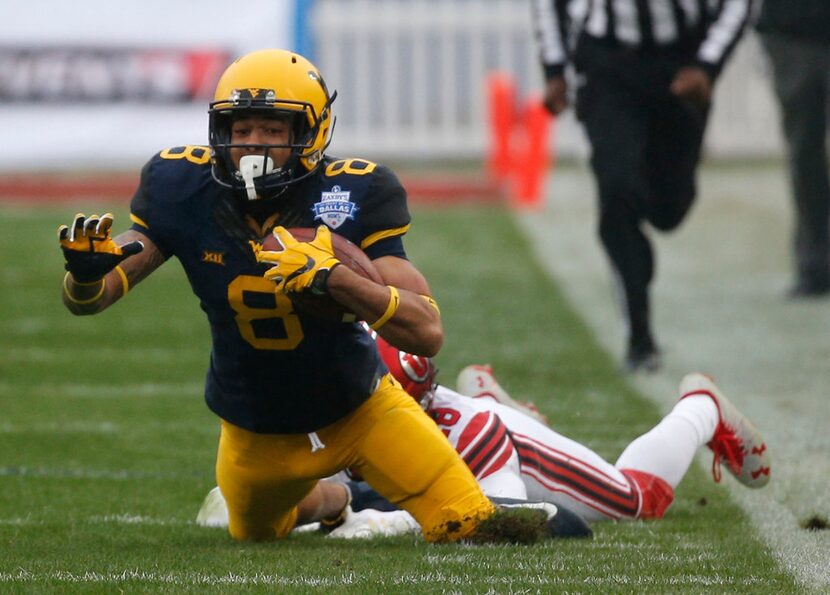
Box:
[115,265,130,295]
[63,273,106,305]
[319,483,353,531]
[369,286,400,330]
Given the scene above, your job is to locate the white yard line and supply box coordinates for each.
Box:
[0,568,777,589]
[518,163,830,590]
[0,569,360,587]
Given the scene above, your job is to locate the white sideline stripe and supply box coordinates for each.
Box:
[0,515,189,527]
[0,421,215,434]
[90,514,189,526]
[0,517,35,526]
[1,347,202,364]
[519,164,830,589]
[0,381,203,399]
[0,421,117,434]
[0,466,208,480]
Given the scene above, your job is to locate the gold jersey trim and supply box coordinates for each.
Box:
[360,224,410,251]
[130,213,149,229]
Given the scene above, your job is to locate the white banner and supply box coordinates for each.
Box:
[0,0,299,171]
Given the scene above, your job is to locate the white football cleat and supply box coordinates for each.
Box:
[196,486,229,528]
[326,509,420,539]
[679,373,771,488]
[456,364,549,424]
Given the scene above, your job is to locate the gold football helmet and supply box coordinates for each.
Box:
[208,49,337,200]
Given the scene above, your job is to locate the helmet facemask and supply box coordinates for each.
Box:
[208,49,337,201]
[209,89,335,201]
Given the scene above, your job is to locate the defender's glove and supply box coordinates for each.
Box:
[326,509,420,539]
[58,213,144,283]
[195,486,229,528]
[258,225,341,295]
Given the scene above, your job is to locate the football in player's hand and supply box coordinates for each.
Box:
[261,227,383,322]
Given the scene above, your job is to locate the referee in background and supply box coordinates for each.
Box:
[533,0,754,372]
[757,0,830,298]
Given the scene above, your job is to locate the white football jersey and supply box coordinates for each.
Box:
[429,385,644,522]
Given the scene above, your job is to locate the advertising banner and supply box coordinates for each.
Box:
[0,0,300,171]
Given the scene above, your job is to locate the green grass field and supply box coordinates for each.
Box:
[0,203,798,592]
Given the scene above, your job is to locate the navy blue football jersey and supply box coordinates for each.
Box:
[129,145,412,433]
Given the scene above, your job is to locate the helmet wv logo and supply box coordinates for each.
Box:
[229,88,277,104]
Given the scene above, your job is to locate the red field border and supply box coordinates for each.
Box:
[0,173,504,206]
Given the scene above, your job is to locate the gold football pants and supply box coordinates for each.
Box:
[216,373,495,542]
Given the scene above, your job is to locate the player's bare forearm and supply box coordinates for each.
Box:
[368,284,443,356]
[327,256,444,356]
[62,230,164,315]
[295,480,351,527]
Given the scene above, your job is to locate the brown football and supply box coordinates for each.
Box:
[261,227,383,322]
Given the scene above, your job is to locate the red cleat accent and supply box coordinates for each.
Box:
[679,374,771,489]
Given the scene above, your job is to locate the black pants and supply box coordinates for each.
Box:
[574,36,710,348]
[761,33,830,288]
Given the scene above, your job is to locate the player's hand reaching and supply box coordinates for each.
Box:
[257,225,341,295]
[327,509,420,539]
[58,213,144,283]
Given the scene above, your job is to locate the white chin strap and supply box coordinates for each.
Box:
[238,155,275,200]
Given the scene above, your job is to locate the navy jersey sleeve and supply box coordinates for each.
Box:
[128,146,213,259]
[129,155,174,258]
[358,164,411,261]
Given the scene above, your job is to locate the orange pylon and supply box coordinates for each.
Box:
[485,72,554,210]
[513,95,553,210]
[486,72,516,184]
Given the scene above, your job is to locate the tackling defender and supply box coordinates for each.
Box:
[199,336,771,537]
[57,49,573,544]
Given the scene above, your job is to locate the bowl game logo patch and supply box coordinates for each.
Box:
[312,186,358,229]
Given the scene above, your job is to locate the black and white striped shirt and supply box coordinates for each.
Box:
[533,0,754,79]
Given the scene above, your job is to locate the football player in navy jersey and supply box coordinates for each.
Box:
[57,49,574,544]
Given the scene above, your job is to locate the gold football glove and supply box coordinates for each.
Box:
[57,213,144,283]
[258,226,341,294]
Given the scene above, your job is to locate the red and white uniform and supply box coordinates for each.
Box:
[429,385,669,523]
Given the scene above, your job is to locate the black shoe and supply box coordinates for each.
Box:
[788,276,830,299]
[623,341,661,374]
[545,503,593,538]
[479,498,592,542]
